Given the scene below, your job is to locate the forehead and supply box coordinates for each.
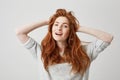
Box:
[55,16,69,24]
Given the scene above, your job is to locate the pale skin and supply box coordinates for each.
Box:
[15,16,113,55]
[52,17,70,55]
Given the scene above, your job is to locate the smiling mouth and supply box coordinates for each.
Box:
[55,33,63,36]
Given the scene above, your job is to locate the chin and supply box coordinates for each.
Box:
[53,38,64,42]
[54,39,62,41]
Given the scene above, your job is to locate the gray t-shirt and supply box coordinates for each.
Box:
[23,37,110,80]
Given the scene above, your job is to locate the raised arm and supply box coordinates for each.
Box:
[15,20,49,43]
[77,26,113,43]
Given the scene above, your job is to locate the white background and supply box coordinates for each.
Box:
[0,0,120,80]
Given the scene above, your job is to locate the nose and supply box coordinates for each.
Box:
[57,25,62,31]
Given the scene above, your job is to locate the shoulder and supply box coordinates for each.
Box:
[81,41,91,53]
[23,37,41,59]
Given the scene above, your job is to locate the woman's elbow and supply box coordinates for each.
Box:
[15,28,21,36]
[15,27,26,36]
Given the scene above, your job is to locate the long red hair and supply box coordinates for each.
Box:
[41,9,90,75]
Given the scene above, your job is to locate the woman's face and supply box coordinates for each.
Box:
[52,16,70,42]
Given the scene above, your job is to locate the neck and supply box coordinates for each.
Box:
[56,41,67,55]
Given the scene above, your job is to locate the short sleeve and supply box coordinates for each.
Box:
[22,37,41,59]
[85,39,110,61]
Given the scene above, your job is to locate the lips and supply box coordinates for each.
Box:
[55,32,63,36]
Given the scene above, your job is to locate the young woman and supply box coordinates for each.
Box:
[16,9,113,80]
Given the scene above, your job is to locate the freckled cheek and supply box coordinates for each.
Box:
[52,27,56,32]
[64,30,70,38]
[51,28,55,36]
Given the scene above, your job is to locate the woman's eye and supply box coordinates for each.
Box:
[54,24,58,26]
[64,25,68,28]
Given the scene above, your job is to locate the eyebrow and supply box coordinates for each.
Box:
[55,21,69,25]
